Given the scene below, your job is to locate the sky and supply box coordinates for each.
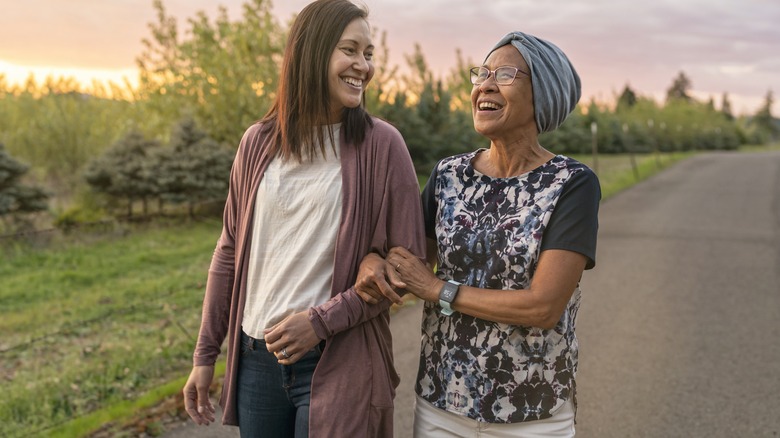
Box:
[1,0,778,116]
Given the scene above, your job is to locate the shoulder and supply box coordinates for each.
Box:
[436,150,479,175]
[236,122,271,152]
[360,117,411,164]
[552,156,601,203]
[230,122,273,169]
[556,155,592,173]
[367,116,404,144]
[240,122,268,144]
[555,156,599,183]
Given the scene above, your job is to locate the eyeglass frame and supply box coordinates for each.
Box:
[469,65,530,86]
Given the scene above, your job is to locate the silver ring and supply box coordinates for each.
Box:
[281,348,290,359]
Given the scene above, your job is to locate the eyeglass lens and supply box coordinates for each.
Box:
[471,67,519,85]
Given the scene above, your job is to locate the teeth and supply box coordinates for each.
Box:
[343,77,362,87]
[479,101,502,110]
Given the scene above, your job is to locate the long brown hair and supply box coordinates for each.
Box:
[261,0,373,162]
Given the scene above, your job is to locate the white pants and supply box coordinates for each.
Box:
[413,395,576,438]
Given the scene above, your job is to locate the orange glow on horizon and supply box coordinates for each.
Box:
[0,59,139,92]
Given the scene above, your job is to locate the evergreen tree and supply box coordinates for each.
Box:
[666,71,693,103]
[616,84,638,112]
[752,90,778,140]
[720,92,734,120]
[84,130,159,217]
[155,117,234,217]
[378,44,485,173]
[0,143,48,224]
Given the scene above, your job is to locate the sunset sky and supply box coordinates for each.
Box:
[1,0,778,115]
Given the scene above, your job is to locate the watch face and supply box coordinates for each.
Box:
[441,282,458,302]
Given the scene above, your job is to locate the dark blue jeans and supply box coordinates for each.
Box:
[236,331,323,438]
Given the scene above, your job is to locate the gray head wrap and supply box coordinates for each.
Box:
[486,32,581,133]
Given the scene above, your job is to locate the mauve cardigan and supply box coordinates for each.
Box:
[193,118,426,437]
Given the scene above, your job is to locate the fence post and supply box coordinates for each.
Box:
[624,123,639,181]
[590,121,599,174]
[648,118,661,168]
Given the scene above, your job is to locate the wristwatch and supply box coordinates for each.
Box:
[438,280,461,316]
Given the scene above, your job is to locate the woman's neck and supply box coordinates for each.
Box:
[475,139,554,178]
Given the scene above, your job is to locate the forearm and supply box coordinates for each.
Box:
[447,285,560,328]
[193,234,235,366]
[193,268,234,366]
[418,249,587,329]
[308,287,393,339]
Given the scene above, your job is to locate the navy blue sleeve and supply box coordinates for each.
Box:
[421,163,439,240]
[540,168,601,269]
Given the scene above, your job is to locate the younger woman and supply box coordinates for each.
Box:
[182,1,425,436]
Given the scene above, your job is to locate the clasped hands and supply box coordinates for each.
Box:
[355,247,440,305]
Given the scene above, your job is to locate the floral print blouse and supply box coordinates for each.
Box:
[417,150,600,423]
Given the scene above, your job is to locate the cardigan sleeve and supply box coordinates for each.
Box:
[308,122,426,339]
[191,129,250,366]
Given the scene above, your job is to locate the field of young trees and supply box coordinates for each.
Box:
[1,0,779,435]
[1,0,777,235]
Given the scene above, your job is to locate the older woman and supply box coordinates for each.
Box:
[358,31,599,437]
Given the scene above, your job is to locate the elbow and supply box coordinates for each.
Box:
[537,314,562,330]
[523,303,564,330]
[501,309,555,329]
[518,286,568,329]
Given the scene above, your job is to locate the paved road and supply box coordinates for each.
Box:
[165,151,780,437]
[575,151,780,437]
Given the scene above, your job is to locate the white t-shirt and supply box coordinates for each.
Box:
[242,125,342,339]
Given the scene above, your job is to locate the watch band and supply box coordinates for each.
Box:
[438,280,461,316]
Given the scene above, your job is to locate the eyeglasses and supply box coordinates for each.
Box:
[469,66,529,86]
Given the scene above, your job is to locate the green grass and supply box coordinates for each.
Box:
[0,150,693,437]
[737,141,780,152]
[569,151,692,199]
[47,360,226,438]
[0,219,222,437]
[46,373,192,438]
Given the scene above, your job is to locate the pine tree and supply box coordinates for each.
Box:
[0,143,48,224]
[155,117,234,217]
[84,130,159,217]
[616,84,638,112]
[720,92,734,120]
[666,71,693,103]
[752,90,778,140]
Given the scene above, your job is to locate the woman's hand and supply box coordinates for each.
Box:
[355,253,406,305]
[264,311,322,365]
[183,365,216,425]
[386,247,441,302]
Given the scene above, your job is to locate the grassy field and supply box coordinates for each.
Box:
[570,151,692,199]
[0,219,222,437]
[0,150,692,437]
[737,141,780,152]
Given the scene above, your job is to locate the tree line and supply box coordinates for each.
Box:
[0,0,777,231]
[83,117,234,220]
